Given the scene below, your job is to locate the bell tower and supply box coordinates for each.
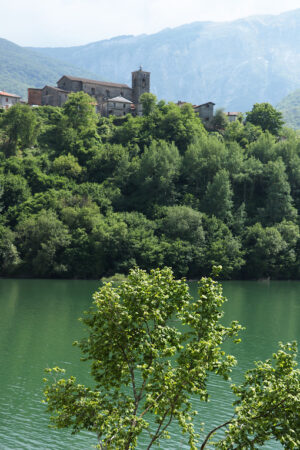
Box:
[131,67,150,106]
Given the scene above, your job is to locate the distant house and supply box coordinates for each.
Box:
[0,91,21,109]
[226,112,240,122]
[100,96,134,117]
[176,101,215,127]
[28,68,150,116]
[193,102,215,128]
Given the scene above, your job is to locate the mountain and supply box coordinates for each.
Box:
[277,90,300,129]
[0,38,97,100]
[26,9,300,111]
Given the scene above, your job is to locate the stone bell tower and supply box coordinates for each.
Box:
[131,67,150,106]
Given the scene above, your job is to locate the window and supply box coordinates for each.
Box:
[113,103,116,108]
[6,98,8,102]
[123,103,126,108]
[106,89,110,98]
[91,88,95,95]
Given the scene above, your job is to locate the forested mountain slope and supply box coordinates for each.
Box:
[0,38,97,99]
[1,94,300,280]
[277,89,300,129]
[28,9,300,111]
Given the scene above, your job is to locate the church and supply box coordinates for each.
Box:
[28,67,150,116]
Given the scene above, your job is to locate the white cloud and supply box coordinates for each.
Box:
[1,0,300,47]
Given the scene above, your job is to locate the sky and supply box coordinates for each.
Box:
[1,0,300,47]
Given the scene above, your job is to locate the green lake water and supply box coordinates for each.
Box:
[0,279,299,449]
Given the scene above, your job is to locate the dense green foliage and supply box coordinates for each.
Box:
[246,103,284,135]
[1,94,300,279]
[43,268,300,449]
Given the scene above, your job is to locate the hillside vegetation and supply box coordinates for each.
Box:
[0,95,299,280]
[0,38,97,99]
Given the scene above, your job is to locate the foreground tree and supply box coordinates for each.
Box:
[43,267,241,448]
[43,268,299,449]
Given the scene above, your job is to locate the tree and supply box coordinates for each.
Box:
[0,103,40,156]
[55,92,101,162]
[53,153,82,179]
[16,209,70,276]
[43,267,242,449]
[133,140,181,210]
[214,342,300,449]
[140,92,158,116]
[246,103,284,135]
[0,224,20,274]
[212,108,229,132]
[43,268,299,449]
[202,169,233,223]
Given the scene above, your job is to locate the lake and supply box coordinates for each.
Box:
[0,279,299,449]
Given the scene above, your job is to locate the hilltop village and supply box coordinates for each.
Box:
[1,68,240,126]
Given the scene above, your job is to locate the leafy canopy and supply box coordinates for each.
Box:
[43,267,242,449]
[246,102,284,135]
[43,268,300,449]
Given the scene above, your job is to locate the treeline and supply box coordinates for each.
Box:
[0,93,300,279]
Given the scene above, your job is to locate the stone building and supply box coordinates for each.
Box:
[0,91,21,109]
[177,100,215,128]
[226,112,240,122]
[100,96,134,117]
[28,68,150,116]
[193,102,215,128]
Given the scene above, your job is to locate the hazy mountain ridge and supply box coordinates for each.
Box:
[277,89,300,129]
[2,10,300,110]
[0,38,98,99]
[26,9,300,111]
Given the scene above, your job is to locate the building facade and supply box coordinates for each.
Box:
[28,68,150,116]
[193,102,215,128]
[0,91,21,109]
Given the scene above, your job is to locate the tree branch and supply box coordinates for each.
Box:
[200,419,233,449]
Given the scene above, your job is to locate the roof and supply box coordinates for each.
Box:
[107,96,133,104]
[194,102,215,107]
[58,75,130,89]
[227,112,240,116]
[0,91,21,98]
[43,85,70,94]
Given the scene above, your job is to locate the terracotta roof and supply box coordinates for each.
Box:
[57,75,130,89]
[227,112,240,116]
[0,91,21,98]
